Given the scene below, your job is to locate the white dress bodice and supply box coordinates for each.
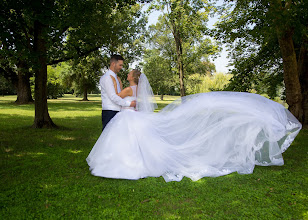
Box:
[121,85,137,111]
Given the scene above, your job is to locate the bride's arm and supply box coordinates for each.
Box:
[117,87,133,98]
[110,76,133,98]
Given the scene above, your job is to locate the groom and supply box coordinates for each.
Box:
[100,55,136,130]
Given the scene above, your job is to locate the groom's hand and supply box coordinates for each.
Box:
[130,100,136,108]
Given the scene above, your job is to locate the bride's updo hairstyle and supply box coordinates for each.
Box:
[132,69,141,85]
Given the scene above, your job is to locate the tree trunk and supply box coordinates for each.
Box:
[15,62,34,104]
[170,5,186,97]
[160,93,164,100]
[32,20,57,128]
[174,32,185,97]
[82,87,88,101]
[277,29,303,121]
[298,38,308,127]
[178,60,185,97]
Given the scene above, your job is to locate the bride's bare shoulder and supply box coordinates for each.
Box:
[118,87,133,98]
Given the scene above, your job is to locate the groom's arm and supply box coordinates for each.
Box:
[103,76,131,107]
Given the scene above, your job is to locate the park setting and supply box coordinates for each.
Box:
[1,0,307,219]
[0,94,307,219]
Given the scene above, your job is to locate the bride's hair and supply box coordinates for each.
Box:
[132,69,141,84]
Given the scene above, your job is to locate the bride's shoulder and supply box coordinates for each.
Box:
[119,87,133,98]
[123,86,133,93]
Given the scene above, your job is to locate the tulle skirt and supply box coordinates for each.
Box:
[86,92,302,182]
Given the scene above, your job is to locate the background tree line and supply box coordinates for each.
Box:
[1,0,307,127]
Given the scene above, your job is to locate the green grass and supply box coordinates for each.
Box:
[0,94,307,219]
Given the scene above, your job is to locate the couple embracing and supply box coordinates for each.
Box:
[100,55,138,130]
[87,55,302,182]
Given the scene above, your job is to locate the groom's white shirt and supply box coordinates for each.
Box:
[100,69,131,111]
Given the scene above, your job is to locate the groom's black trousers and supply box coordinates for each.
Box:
[102,110,119,131]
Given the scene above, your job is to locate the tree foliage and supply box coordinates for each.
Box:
[148,0,219,96]
[186,72,232,94]
[46,64,71,99]
[214,0,308,125]
[141,48,178,99]
[65,52,103,101]
[0,75,16,96]
[1,0,148,128]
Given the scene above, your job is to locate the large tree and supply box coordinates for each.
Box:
[141,48,178,99]
[149,0,218,96]
[64,51,103,101]
[1,0,149,128]
[214,0,308,126]
[0,51,33,104]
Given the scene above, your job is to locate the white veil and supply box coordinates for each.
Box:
[136,73,157,112]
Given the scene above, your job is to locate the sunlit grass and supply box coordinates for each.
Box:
[0,94,307,219]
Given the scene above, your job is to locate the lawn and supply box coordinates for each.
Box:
[0,94,307,219]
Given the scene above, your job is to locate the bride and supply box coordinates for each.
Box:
[86,70,302,182]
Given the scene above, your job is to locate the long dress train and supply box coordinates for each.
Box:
[86,91,301,182]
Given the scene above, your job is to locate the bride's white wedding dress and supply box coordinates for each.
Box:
[86,80,301,182]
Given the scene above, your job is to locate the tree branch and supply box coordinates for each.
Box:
[52,26,69,45]
[48,46,101,65]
